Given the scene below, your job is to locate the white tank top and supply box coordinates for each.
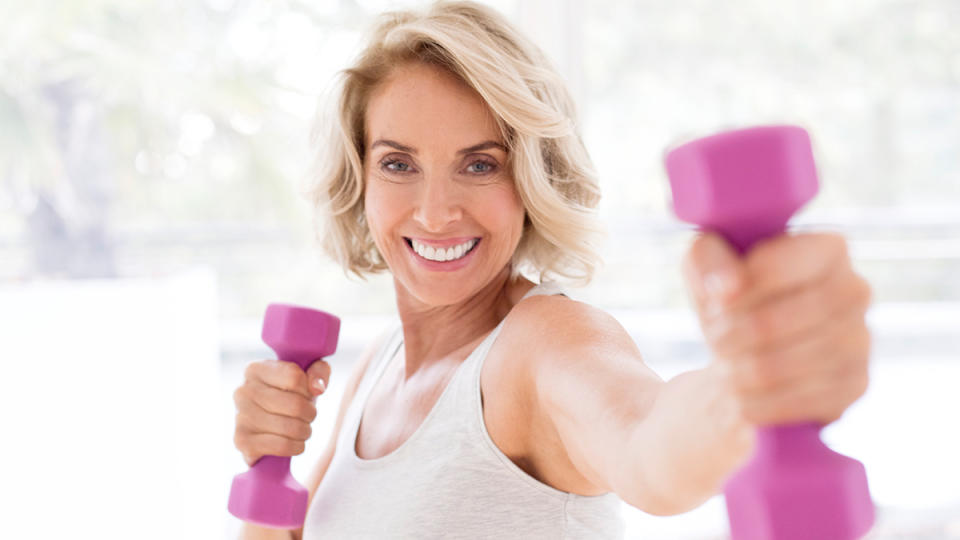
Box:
[302,283,624,539]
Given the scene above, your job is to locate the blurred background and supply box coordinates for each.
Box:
[1,0,958,538]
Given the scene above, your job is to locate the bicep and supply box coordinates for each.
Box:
[525,301,663,494]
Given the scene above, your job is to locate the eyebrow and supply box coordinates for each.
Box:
[369,139,507,155]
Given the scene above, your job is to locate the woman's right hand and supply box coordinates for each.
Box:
[233,358,332,467]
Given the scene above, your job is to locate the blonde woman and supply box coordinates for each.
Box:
[232,2,872,538]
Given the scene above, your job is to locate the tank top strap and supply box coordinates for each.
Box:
[345,281,566,454]
[521,280,566,301]
[360,323,403,394]
[460,280,567,392]
[339,324,403,453]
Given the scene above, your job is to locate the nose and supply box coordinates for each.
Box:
[413,176,463,232]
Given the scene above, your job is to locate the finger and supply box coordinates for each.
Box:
[235,407,313,442]
[706,265,870,355]
[242,378,318,422]
[234,430,306,461]
[245,359,312,400]
[728,313,871,395]
[742,232,850,301]
[740,358,870,426]
[682,232,746,315]
[305,359,332,396]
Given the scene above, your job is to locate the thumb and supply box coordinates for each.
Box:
[682,233,745,314]
[305,359,332,397]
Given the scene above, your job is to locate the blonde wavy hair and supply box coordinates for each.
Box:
[307,0,603,284]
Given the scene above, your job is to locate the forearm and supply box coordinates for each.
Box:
[622,365,755,515]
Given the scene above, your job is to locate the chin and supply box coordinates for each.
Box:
[403,275,482,307]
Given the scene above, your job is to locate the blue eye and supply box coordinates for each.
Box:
[382,159,412,173]
[466,160,496,174]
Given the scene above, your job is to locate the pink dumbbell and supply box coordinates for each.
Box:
[664,125,875,539]
[228,303,341,529]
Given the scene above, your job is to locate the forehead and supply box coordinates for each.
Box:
[364,62,502,150]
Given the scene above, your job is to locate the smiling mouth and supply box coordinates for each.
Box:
[404,237,480,262]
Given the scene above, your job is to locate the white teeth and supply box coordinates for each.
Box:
[410,238,477,262]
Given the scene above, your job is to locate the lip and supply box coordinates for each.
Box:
[404,236,481,272]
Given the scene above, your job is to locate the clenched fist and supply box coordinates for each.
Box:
[232,358,332,466]
[683,232,872,427]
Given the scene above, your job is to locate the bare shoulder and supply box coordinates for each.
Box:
[499,293,655,411]
[483,292,659,495]
[498,293,643,366]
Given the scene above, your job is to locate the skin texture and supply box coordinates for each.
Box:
[233,61,873,537]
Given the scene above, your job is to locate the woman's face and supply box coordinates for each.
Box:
[363,62,525,307]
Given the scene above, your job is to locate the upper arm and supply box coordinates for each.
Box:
[508,296,663,497]
[290,330,387,540]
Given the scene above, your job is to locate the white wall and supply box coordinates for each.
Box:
[0,268,222,539]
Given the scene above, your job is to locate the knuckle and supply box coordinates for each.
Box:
[851,370,870,400]
[233,429,247,451]
[833,234,850,259]
[855,276,873,307]
[263,434,286,456]
[282,438,305,456]
[242,362,255,381]
[822,232,847,258]
[854,324,872,355]
[293,421,312,441]
[276,363,302,391]
[742,310,772,348]
[281,416,307,440]
[292,440,306,455]
[243,360,265,382]
[304,402,318,423]
[232,386,245,406]
[236,410,258,432]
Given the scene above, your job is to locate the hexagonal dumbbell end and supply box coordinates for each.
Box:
[665,125,818,253]
[665,125,875,539]
[228,304,340,529]
[723,424,875,540]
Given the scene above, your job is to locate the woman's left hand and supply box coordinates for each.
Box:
[682,232,872,426]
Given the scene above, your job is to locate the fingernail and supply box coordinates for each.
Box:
[314,378,326,393]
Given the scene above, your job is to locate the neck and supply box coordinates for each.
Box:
[393,267,534,380]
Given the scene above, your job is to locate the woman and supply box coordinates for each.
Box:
[232,2,872,538]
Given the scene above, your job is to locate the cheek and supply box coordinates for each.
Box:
[487,184,525,241]
[363,179,395,243]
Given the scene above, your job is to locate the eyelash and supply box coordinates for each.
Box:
[379,157,499,176]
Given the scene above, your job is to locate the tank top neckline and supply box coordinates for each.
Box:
[348,281,561,467]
